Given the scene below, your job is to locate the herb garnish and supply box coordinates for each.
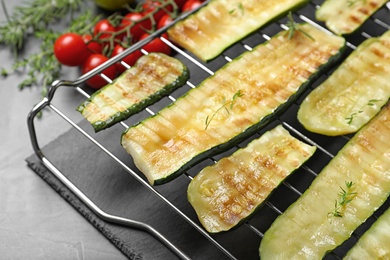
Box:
[229,3,244,15]
[347,0,367,7]
[328,181,357,219]
[285,12,315,41]
[345,99,382,124]
[205,90,244,130]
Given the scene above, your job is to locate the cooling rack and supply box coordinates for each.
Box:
[28,1,390,259]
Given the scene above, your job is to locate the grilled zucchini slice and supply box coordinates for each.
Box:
[188,125,316,233]
[121,23,345,185]
[298,30,390,136]
[167,0,308,61]
[316,0,388,35]
[77,53,189,132]
[344,207,390,259]
[259,103,390,259]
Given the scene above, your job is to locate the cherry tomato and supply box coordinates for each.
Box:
[81,54,117,89]
[111,44,143,73]
[117,12,148,42]
[140,33,171,55]
[82,34,102,55]
[142,0,173,22]
[157,14,174,29]
[54,33,89,66]
[173,0,187,9]
[93,19,116,40]
[182,0,202,12]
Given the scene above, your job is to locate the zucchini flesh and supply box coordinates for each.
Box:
[316,0,388,35]
[121,24,345,185]
[297,30,390,136]
[167,0,308,61]
[187,125,316,233]
[259,103,390,259]
[344,207,390,259]
[77,53,189,132]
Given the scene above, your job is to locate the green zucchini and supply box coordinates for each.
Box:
[77,52,189,132]
[344,207,390,259]
[297,30,390,136]
[187,125,316,233]
[259,103,390,259]
[316,0,388,35]
[121,23,345,185]
[167,0,308,61]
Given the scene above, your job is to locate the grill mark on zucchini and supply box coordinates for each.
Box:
[77,53,189,132]
[316,0,388,35]
[167,0,309,61]
[121,24,346,185]
[344,207,390,259]
[188,125,316,233]
[259,102,390,259]
[298,30,390,136]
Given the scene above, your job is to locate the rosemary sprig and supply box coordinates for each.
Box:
[328,181,357,219]
[0,0,83,54]
[285,12,315,41]
[345,99,382,124]
[205,90,244,130]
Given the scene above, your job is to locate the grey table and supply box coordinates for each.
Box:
[0,2,127,259]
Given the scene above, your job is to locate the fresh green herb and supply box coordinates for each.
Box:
[205,90,244,130]
[285,12,315,41]
[229,3,244,15]
[1,10,100,96]
[328,181,357,219]
[0,0,83,54]
[345,99,382,124]
[347,0,367,7]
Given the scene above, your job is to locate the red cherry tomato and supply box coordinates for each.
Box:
[157,14,174,29]
[117,12,148,42]
[182,0,202,12]
[140,33,171,55]
[82,34,102,55]
[111,44,143,74]
[142,0,173,22]
[173,0,187,9]
[93,19,116,40]
[54,33,89,66]
[81,54,117,89]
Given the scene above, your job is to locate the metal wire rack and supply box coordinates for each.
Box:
[28,1,390,259]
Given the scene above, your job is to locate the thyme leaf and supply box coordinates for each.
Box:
[285,12,315,41]
[347,0,367,7]
[345,99,382,124]
[205,90,244,130]
[328,181,357,219]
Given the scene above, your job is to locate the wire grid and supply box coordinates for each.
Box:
[31,1,390,259]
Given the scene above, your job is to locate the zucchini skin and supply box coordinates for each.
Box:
[121,24,346,185]
[167,0,309,61]
[316,0,388,35]
[259,103,390,259]
[344,207,390,259]
[298,30,390,136]
[77,53,189,132]
[188,125,316,233]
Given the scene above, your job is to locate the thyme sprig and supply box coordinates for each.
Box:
[328,181,357,219]
[205,90,244,130]
[345,99,382,124]
[285,12,315,41]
